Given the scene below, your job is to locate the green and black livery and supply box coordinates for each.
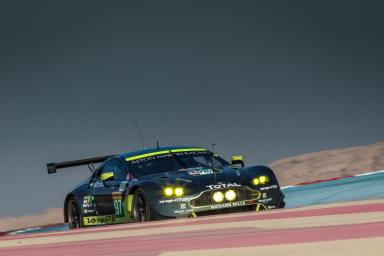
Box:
[47,146,285,229]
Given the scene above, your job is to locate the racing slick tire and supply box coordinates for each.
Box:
[67,198,82,229]
[132,189,154,222]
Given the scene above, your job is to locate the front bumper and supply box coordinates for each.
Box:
[151,185,285,218]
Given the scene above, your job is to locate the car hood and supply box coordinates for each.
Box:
[140,166,251,193]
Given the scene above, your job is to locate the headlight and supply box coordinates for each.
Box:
[164,187,173,197]
[259,175,269,184]
[252,175,269,186]
[163,187,185,197]
[225,190,237,201]
[174,187,184,197]
[212,191,224,203]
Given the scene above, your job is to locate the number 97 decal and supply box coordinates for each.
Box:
[114,199,123,216]
[112,192,124,217]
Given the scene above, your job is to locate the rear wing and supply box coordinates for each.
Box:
[47,155,115,174]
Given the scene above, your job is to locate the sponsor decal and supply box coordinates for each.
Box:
[130,153,173,164]
[83,208,96,214]
[114,199,123,217]
[92,181,104,188]
[83,214,116,225]
[82,195,96,208]
[174,209,194,214]
[174,150,205,156]
[260,184,278,191]
[159,199,174,204]
[206,183,241,190]
[112,192,124,217]
[210,201,246,210]
[258,198,272,204]
[187,168,214,176]
[125,149,206,162]
[159,197,190,204]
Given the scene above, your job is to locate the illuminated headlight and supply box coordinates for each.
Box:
[174,187,184,197]
[164,187,173,197]
[225,190,237,201]
[252,175,269,186]
[212,191,225,203]
[259,175,269,184]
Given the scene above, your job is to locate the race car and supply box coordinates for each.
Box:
[47,146,285,229]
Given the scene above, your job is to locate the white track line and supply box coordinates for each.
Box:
[281,170,384,190]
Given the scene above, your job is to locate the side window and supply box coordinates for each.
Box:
[99,158,126,181]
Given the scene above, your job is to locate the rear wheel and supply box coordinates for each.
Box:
[132,189,152,222]
[67,198,81,229]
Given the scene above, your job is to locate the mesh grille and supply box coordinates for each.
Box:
[190,187,260,207]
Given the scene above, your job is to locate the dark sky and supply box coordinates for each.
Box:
[1,0,383,217]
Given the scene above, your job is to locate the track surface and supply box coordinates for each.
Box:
[6,171,384,236]
[0,199,383,256]
[1,171,383,255]
[283,170,384,208]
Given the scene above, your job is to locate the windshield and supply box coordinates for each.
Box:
[126,151,229,177]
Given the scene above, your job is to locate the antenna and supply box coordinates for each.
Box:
[211,143,217,184]
[211,144,216,163]
[134,119,145,149]
[157,140,160,151]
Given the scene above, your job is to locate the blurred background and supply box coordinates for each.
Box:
[0,0,383,219]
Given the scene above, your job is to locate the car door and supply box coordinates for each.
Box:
[90,158,126,217]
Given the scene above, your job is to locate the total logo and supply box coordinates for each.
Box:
[206,183,241,190]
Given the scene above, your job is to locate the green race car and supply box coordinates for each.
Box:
[47,146,285,229]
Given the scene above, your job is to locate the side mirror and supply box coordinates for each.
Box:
[231,155,245,168]
[100,172,114,181]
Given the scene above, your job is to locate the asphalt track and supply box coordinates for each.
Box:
[0,199,383,255]
[8,170,384,235]
[1,171,383,255]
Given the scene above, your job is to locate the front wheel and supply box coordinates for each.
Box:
[132,189,152,222]
[67,198,82,229]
